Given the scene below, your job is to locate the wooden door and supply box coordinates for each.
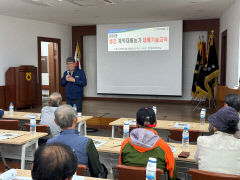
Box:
[220,30,227,86]
[48,43,56,95]
[54,43,60,93]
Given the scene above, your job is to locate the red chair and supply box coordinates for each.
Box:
[0,120,19,130]
[187,168,240,180]
[76,164,90,176]
[24,123,49,134]
[168,128,200,142]
[113,165,166,180]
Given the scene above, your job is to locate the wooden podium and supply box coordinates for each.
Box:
[5,66,38,109]
[216,85,240,109]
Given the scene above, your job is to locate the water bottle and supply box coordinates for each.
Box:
[123,121,130,139]
[200,108,206,125]
[30,116,36,134]
[9,102,14,116]
[152,106,157,118]
[182,127,189,149]
[146,157,157,180]
[73,104,77,113]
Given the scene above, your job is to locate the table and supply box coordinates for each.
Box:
[0,129,47,169]
[77,116,93,135]
[2,111,41,121]
[87,135,195,162]
[16,169,105,179]
[2,111,93,136]
[110,118,209,138]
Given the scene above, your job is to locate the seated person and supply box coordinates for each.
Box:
[194,106,240,175]
[208,93,240,138]
[0,109,4,118]
[40,92,62,137]
[47,104,107,178]
[119,107,177,180]
[32,143,78,180]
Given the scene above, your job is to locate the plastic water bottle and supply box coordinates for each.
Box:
[9,102,14,115]
[73,104,77,113]
[200,108,206,125]
[146,157,157,180]
[182,127,189,149]
[30,116,36,134]
[123,121,130,139]
[152,106,157,118]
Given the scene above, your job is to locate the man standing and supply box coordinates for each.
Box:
[61,57,87,112]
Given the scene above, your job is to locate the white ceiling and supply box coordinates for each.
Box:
[0,0,235,26]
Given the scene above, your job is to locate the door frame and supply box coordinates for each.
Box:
[37,37,61,105]
[220,30,227,86]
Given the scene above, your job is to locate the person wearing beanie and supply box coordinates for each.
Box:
[0,109,4,118]
[119,107,177,180]
[194,106,240,175]
[61,57,87,113]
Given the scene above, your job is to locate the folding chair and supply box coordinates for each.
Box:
[187,168,240,180]
[0,119,19,130]
[113,165,167,180]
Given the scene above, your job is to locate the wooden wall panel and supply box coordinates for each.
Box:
[0,86,5,109]
[72,25,96,69]
[183,19,220,57]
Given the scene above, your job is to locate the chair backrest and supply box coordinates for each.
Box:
[168,128,200,142]
[76,164,90,176]
[188,168,240,180]
[24,123,49,134]
[0,119,19,130]
[113,165,165,180]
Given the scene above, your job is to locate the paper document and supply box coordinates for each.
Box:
[23,114,40,118]
[15,176,32,180]
[72,175,85,180]
[0,133,21,141]
[174,122,190,129]
[92,139,107,148]
[0,169,84,180]
[168,144,177,153]
[128,120,136,125]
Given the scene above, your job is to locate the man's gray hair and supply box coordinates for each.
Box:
[54,104,77,129]
[49,92,62,107]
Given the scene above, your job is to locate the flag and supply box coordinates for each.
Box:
[204,32,220,98]
[195,31,220,99]
[191,41,202,97]
[74,41,81,69]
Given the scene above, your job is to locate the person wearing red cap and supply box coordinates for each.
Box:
[119,107,177,180]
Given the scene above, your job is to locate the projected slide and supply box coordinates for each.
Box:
[108,27,169,51]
